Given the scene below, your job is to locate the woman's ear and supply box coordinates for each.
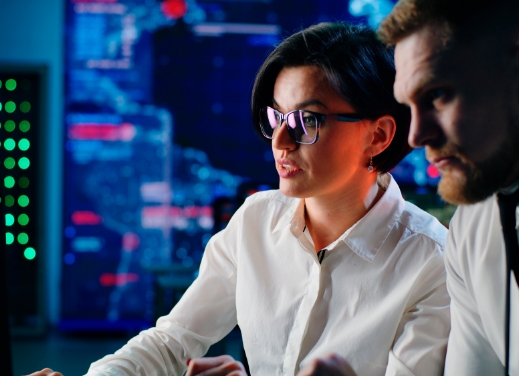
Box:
[369,115,396,157]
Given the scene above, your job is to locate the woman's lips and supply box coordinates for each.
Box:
[276,158,302,178]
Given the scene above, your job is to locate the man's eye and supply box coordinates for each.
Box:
[428,88,446,102]
[421,88,451,110]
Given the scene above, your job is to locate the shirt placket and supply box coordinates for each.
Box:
[282,259,321,375]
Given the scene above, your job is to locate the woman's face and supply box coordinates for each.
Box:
[272,65,373,200]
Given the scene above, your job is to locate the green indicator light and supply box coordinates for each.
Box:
[18,195,29,207]
[0,103,2,111]
[0,80,2,88]
[4,120,15,132]
[5,101,16,113]
[18,157,30,169]
[6,233,14,245]
[17,233,29,245]
[5,214,14,226]
[4,176,15,188]
[18,177,29,188]
[18,139,30,151]
[6,79,17,91]
[19,120,30,132]
[4,157,15,169]
[5,196,14,207]
[20,102,31,113]
[24,248,36,260]
[4,138,15,151]
[18,214,29,226]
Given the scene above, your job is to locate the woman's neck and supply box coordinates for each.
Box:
[304,175,384,252]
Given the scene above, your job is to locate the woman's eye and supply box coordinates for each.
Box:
[303,115,317,127]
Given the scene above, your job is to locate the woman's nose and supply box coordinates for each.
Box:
[272,120,297,151]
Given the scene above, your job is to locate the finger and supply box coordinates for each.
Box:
[227,371,248,376]
[186,355,237,376]
[27,368,53,376]
[27,369,63,376]
[296,353,357,376]
[297,359,328,376]
[325,353,356,375]
[197,361,246,376]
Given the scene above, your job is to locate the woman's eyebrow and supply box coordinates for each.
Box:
[271,98,328,109]
[296,99,328,109]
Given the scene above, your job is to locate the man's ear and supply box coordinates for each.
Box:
[369,115,396,157]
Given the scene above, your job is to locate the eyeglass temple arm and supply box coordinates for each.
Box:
[336,114,364,122]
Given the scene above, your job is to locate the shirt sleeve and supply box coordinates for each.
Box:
[85,209,242,376]
[385,243,451,376]
[443,213,503,376]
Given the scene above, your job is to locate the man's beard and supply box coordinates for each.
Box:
[429,128,519,205]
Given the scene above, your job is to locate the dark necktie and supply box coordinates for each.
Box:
[497,191,519,375]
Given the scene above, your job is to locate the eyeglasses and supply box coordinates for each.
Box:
[259,106,364,145]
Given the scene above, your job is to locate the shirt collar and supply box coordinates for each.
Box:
[499,178,519,195]
[343,174,405,262]
[273,173,405,262]
[272,197,301,234]
[498,178,519,229]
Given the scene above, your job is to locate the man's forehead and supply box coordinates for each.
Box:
[394,26,452,100]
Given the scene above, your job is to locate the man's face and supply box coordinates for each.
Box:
[393,24,519,204]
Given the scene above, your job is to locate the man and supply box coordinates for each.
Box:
[378,1,519,375]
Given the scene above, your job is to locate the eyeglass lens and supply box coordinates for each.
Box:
[260,107,318,144]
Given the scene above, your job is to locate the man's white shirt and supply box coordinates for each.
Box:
[444,194,519,375]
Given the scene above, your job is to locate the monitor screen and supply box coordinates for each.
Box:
[62,0,450,328]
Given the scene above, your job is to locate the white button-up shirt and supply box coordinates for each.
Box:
[444,194,519,375]
[88,175,450,376]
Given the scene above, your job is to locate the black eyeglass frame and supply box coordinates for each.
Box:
[259,106,365,145]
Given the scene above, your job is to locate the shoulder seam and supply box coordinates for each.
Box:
[395,216,446,251]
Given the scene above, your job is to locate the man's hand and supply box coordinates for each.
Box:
[28,368,63,376]
[296,353,357,376]
[185,355,247,376]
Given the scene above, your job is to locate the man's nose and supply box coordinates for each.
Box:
[408,108,444,148]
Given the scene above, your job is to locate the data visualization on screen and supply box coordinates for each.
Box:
[61,0,451,331]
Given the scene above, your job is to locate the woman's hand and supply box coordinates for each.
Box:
[296,353,357,376]
[28,369,63,376]
[185,355,247,376]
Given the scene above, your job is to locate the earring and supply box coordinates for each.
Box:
[368,153,374,172]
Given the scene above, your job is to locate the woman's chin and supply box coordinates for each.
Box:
[279,182,308,198]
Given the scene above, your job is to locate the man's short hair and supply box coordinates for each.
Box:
[378,0,519,46]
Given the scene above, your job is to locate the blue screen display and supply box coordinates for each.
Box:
[62,0,442,328]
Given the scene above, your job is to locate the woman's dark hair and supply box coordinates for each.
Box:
[251,22,412,173]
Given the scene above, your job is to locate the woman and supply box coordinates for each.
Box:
[35,22,449,376]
